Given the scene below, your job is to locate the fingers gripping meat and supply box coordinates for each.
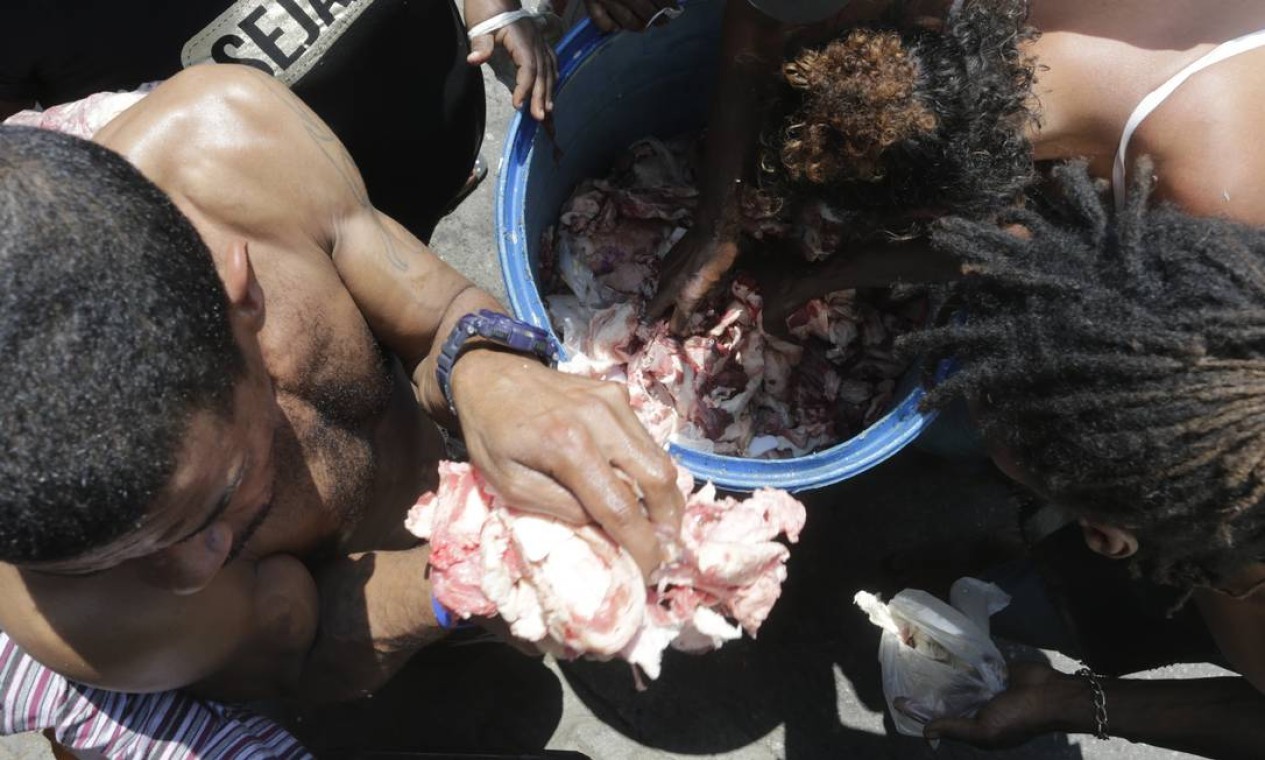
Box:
[406,461,806,681]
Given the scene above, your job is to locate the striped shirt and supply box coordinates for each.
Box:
[0,629,311,759]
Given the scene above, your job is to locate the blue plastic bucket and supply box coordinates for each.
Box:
[495,0,939,491]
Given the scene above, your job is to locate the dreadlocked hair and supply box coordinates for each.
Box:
[901,159,1265,593]
[761,0,1039,237]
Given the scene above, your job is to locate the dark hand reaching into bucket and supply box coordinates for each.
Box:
[643,0,790,332]
[646,224,741,333]
[466,0,558,120]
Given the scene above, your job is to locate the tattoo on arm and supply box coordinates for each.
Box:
[255,72,412,272]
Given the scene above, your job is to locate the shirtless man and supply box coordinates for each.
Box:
[642,0,1265,326]
[0,62,681,720]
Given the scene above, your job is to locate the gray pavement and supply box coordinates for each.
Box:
[308,64,1225,760]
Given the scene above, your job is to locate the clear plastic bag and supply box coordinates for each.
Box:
[854,577,1010,738]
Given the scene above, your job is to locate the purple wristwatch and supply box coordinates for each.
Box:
[435,309,559,416]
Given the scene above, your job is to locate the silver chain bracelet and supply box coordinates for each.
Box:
[1076,667,1110,740]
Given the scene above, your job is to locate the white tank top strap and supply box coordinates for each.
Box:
[1113,27,1265,211]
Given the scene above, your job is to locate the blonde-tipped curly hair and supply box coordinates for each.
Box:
[779,29,937,185]
[763,0,1040,237]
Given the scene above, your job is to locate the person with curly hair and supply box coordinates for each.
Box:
[645,0,1265,331]
[880,160,1265,756]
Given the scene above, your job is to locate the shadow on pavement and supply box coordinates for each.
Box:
[557,449,1087,759]
[287,634,565,757]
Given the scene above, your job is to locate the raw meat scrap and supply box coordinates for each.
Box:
[543,136,922,458]
[406,461,806,682]
[4,86,154,139]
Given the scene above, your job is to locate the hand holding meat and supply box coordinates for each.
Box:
[408,460,806,682]
[466,0,558,120]
[450,349,683,576]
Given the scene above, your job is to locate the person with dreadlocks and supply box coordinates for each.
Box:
[876,160,1265,756]
[645,0,1265,332]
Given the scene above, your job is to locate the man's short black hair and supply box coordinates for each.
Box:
[903,160,1265,592]
[0,125,245,565]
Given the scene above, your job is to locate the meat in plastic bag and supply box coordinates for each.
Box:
[853,577,1010,739]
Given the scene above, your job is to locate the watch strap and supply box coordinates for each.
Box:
[435,310,559,417]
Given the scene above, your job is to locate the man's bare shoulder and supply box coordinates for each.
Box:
[95,65,364,240]
[0,556,316,697]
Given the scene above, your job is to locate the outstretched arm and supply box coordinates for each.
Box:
[647,0,785,330]
[334,205,682,578]
[755,238,960,334]
[647,0,899,330]
[306,112,684,582]
[919,661,1265,760]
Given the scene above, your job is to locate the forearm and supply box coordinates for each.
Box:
[465,0,522,20]
[411,283,505,429]
[331,208,513,428]
[297,545,447,703]
[695,0,785,233]
[777,238,960,306]
[1046,673,1265,759]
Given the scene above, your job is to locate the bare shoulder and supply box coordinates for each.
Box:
[0,556,318,697]
[95,65,366,235]
[1136,71,1265,224]
[1121,47,1265,224]
[1147,153,1265,225]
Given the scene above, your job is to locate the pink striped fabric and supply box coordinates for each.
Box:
[0,630,311,759]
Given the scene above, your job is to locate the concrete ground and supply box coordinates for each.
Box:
[286,64,1226,760]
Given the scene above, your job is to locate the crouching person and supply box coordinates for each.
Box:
[0,63,681,756]
[899,162,1265,758]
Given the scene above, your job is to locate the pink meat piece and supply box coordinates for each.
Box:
[583,302,640,367]
[4,87,153,138]
[408,460,806,682]
[598,258,655,296]
[786,299,832,343]
[762,335,802,401]
[613,135,696,188]
[405,470,498,618]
